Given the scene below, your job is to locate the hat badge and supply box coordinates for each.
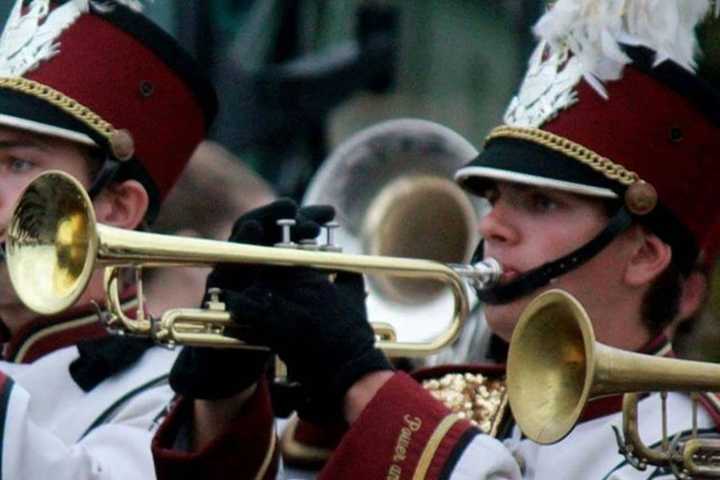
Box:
[0,0,86,77]
[0,1,146,78]
[503,42,583,128]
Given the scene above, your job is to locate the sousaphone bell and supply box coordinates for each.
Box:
[303,118,484,346]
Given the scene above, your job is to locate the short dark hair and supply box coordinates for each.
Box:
[81,146,155,230]
[601,199,687,336]
[641,259,684,336]
[84,147,104,180]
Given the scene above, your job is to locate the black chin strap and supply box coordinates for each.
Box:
[87,156,121,198]
[476,207,633,305]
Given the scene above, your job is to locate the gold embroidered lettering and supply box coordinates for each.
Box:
[394,427,411,461]
[388,415,424,477]
[387,464,402,480]
[404,415,422,431]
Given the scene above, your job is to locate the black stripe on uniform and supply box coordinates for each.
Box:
[0,376,16,480]
[79,374,169,440]
[438,427,480,480]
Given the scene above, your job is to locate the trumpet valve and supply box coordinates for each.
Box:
[275,219,298,249]
[204,288,227,311]
[321,221,342,252]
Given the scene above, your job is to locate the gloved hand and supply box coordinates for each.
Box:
[222,268,392,424]
[169,199,334,400]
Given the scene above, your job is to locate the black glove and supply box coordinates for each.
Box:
[222,268,392,423]
[169,199,334,400]
[206,199,335,293]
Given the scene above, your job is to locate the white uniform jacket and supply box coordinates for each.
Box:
[0,296,176,480]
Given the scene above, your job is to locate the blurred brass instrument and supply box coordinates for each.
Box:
[303,118,485,347]
[5,170,501,358]
[508,289,720,478]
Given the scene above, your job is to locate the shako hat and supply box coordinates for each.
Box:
[0,0,218,221]
[456,0,720,273]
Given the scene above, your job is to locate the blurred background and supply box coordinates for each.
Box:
[1,0,719,361]
[0,0,714,206]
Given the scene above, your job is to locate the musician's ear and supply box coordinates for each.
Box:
[93,179,149,230]
[623,230,672,287]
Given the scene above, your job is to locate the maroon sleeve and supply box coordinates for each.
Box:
[319,372,477,480]
[152,379,279,480]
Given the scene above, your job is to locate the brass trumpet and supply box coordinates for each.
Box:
[6,171,502,357]
[508,289,720,478]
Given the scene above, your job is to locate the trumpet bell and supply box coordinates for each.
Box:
[6,170,98,315]
[507,289,596,444]
[508,288,720,450]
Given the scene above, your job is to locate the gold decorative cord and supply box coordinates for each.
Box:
[487,125,640,186]
[0,77,114,139]
[413,414,461,480]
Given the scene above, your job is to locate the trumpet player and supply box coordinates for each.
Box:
[0,0,218,478]
[153,1,720,479]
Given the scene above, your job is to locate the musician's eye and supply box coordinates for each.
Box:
[4,157,35,174]
[482,185,500,206]
[527,192,559,213]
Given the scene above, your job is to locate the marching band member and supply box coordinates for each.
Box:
[0,0,216,478]
[154,0,720,478]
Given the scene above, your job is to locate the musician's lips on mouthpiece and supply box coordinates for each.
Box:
[492,262,518,284]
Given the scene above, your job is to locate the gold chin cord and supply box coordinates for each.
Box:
[5,170,502,358]
[508,289,720,479]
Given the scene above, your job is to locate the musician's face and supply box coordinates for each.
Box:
[478,181,634,344]
[0,126,92,311]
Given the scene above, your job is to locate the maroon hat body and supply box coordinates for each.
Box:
[455,2,720,268]
[540,53,720,250]
[0,0,217,218]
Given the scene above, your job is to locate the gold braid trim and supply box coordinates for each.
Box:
[412,414,462,480]
[0,77,114,139]
[487,125,640,186]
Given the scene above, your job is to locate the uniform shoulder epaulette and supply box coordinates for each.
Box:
[412,363,510,437]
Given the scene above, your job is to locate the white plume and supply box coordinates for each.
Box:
[533,0,712,95]
[91,0,149,13]
[113,0,145,11]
